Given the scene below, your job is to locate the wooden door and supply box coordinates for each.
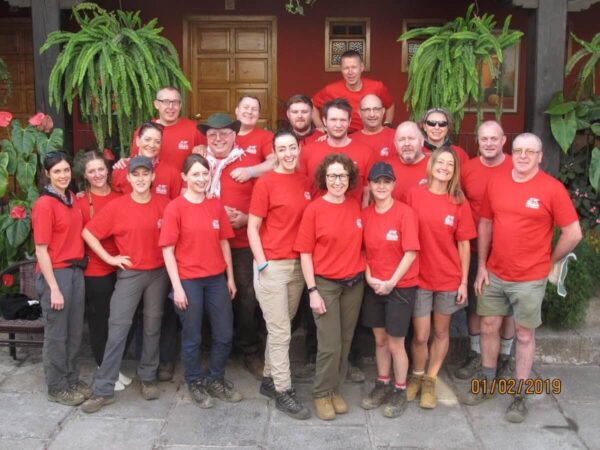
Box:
[183,16,277,129]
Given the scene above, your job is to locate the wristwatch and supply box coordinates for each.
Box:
[307,286,318,294]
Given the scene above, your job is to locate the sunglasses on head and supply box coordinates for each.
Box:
[425,120,448,128]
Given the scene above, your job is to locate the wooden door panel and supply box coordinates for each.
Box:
[235,59,268,83]
[198,59,231,82]
[197,89,231,113]
[197,30,231,52]
[235,29,268,52]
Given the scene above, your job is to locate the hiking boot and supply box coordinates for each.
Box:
[461,373,494,406]
[81,394,115,413]
[497,354,515,380]
[294,359,316,379]
[69,380,93,400]
[243,353,264,381]
[313,396,336,421]
[140,381,160,400]
[454,351,482,380]
[382,387,408,418]
[276,389,311,420]
[47,388,85,406]
[157,362,175,382]
[347,364,366,383]
[188,380,214,409]
[361,380,393,410]
[206,378,243,403]
[330,392,348,414]
[505,394,528,423]
[419,375,437,409]
[406,373,424,402]
[260,376,277,399]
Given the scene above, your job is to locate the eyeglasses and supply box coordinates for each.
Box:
[511,148,541,157]
[326,173,349,182]
[206,129,234,139]
[360,107,383,114]
[155,99,182,107]
[425,120,448,128]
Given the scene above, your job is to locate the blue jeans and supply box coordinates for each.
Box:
[177,273,233,384]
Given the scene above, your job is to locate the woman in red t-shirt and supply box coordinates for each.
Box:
[420,107,469,165]
[76,150,133,391]
[247,131,312,420]
[33,151,90,406]
[160,154,242,408]
[293,153,365,421]
[81,155,171,413]
[360,162,420,418]
[405,147,476,410]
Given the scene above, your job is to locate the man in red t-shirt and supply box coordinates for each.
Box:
[200,112,265,379]
[455,121,515,381]
[312,50,395,133]
[464,133,582,423]
[130,86,207,171]
[286,94,325,147]
[351,94,396,162]
[388,121,430,203]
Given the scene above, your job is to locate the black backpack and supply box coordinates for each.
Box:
[1,293,42,320]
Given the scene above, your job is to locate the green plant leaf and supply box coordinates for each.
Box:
[0,152,8,170]
[591,123,600,136]
[545,101,577,115]
[0,165,8,197]
[590,147,600,191]
[36,128,64,161]
[6,218,31,248]
[16,157,36,191]
[550,110,577,153]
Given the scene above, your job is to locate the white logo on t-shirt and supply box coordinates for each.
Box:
[418,178,427,185]
[526,198,540,209]
[155,184,167,195]
[178,140,189,150]
[157,219,163,229]
[304,191,311,200]
[444,215,455,226]
[212,219,220,229]
[380,147,389,157]
[386,229,399,241]
[246,145,257,154]
[356,218,363,229]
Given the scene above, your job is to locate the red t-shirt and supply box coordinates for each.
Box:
[85,195,169,270]
[131,118,206,172]
[299,139,374,205]
[235,127,274,162]
[480,170,579,282]
[112,162,182,200]
[215,154,257,248]
[388,155,430,203]
[296,128,325,148]
[294,197,365,279]
[32,194,84,270]
[351,127,396,162]
[362,200,420,288]
[423,143,470,167]
[406,186,477,291]
[159,196,234,279]
[249,171,312,260]
[76,190,122,276]
[312,78,394,132]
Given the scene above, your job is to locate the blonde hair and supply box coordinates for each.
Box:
[427,147,464,204]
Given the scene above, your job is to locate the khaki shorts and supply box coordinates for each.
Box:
[413,289,466,317]
[477,271,547,329]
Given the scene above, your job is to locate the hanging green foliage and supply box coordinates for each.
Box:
[0,57,12,106]
[565,32,600,101]
[40,2,191,155]
[398,3,522,131]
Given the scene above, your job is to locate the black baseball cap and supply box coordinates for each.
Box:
[128,155,153,173]
[368,161,396,181]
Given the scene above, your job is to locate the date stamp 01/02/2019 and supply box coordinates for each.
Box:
[470,378,562,396]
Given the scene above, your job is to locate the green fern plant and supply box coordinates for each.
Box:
[0,57,12,106]
[566,32,600,101]
[398,3,522,131]
[40,2,191,154]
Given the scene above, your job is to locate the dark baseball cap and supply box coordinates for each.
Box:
[128,155,153,173]
[368,161,396,181]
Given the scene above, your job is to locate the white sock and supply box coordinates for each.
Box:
[114,380,125,391]
[413,370,425,376]
[118,372,132,386]
[469,334,481,354]
[500,337,514,356]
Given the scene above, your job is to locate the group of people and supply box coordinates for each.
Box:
[32,50,582,426]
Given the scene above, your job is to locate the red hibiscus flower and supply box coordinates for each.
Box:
[28,112,45,127]
[103,148,116,160]
[10,205,27,220]
[2,274,14,287]
[0,111,12,127]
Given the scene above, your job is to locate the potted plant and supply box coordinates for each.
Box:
[398,3,522,131]
[40,3,191,155]
[0,111,63,268]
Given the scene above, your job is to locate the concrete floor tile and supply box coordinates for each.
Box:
[268,425,370,450]
[0,438,47,450]
[536,365,600,403]
[555,401,600,450]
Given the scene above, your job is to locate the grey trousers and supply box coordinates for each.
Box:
[37,267,85,392]
[93,268,169,396]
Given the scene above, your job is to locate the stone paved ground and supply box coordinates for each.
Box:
[0,336,598,450]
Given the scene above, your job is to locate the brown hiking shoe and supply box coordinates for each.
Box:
[157,362,175,382]
[361,380,393,410]
[330,392,348,414]
[419,375,437,409]
[454,351,482,380]
[313,396,336,421]
[140,381,160,400]
[47,388,85,407]
[81,394,115,413]
[461,373,495,406]
[406,373,424,402]
[69,380,93,400]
